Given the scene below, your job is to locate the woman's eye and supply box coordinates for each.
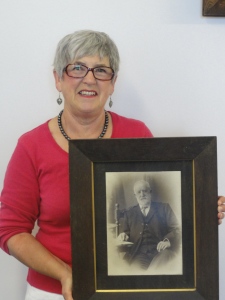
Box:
[95,68,106,73]
[73,65,82,71]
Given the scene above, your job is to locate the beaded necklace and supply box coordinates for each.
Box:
[57,110,109,140]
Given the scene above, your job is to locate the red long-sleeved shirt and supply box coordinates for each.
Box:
[0,111,153,294]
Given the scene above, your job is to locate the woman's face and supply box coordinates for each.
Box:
[54,55,116,116]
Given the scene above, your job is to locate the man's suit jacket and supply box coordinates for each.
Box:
[121,201,180,262]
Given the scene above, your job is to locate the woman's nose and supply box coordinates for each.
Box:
[83,69,96,83]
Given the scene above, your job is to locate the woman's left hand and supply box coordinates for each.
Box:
[218,196,225,225]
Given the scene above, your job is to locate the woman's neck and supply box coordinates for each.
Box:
[48,109,113,153]
[61,108,111,139]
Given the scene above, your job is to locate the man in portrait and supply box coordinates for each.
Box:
[117,180,181,271]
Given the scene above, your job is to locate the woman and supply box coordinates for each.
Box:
[0,30,224,300]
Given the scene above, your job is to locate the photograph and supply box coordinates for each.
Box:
[106,171,182,276]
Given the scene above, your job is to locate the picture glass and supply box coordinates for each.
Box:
[106,171,183,276]
[93,159,194,291]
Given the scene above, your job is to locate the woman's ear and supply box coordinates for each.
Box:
[112,75,117,86]
[109,75,117,95]
[53,70,62,92]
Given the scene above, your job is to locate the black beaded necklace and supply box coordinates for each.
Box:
[57,110,109,141]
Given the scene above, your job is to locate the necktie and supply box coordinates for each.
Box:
[141,206,148,216]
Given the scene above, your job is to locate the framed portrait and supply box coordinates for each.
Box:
[203,0,225,16]
[69,137,218,300]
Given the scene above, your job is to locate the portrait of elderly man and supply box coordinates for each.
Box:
[117,179,181,271]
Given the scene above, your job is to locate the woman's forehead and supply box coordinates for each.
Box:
[71,55,110,65]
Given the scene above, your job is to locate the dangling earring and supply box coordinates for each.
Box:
[109,96,113,108]
[57,92,63,105]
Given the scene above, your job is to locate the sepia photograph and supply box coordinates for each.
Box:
[106,171,182,276]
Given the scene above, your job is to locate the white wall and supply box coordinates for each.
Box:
[0,0,225,298]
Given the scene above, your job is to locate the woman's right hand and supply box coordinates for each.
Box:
[60,266,73,300]
[7,233,74,299]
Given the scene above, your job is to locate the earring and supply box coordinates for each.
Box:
[109,96,113,108]
[57,92,63,105]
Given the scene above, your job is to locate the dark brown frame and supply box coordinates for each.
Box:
[203,0,225,16]
[69,137,218,300]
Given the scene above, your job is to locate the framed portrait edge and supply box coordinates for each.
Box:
[69,137,219,300]
[203,0,225,16]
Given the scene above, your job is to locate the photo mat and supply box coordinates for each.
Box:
[93,160,193,291]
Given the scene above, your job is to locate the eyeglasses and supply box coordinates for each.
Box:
[64,64,114,81]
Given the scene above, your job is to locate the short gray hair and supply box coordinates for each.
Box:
[53,30,120,79]
[133,180,152,193]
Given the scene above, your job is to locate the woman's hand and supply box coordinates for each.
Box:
[60,266,73,300]
[218,196,225,224]
[7,233,74,299]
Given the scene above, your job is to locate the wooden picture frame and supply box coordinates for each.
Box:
[203,0,225,16]
[69,137,218,300]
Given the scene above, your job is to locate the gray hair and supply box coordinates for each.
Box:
[133,180,152,193]
[53,30,120,79]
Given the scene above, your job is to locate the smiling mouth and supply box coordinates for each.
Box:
[79,91,97,96]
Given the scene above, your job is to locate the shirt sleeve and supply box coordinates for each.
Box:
[0,140,40,253]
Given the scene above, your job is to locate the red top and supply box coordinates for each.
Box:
[0,111,153,294]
